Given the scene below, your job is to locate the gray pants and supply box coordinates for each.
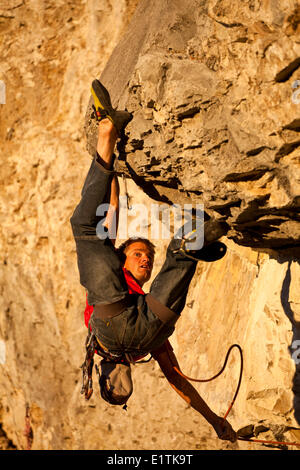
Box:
[70,156,197,356]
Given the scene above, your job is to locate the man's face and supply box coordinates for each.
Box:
[123,241,154,286]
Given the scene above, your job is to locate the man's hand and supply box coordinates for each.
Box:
[211,416,237,443]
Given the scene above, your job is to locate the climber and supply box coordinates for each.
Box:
[70,79,236,443]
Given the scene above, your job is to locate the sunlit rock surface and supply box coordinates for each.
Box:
[0,0,299,450]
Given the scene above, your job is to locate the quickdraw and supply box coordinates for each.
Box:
[80,333,97,400]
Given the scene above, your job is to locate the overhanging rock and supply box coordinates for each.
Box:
[85,0,300,250]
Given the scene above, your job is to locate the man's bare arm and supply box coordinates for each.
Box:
[152,341,237,442]
[95,119,120,245]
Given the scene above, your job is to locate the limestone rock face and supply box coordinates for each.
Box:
[0,0,300,452]
[85,0,300,250]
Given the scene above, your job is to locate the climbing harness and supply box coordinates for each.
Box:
[80,332,97,401]
[173,344,300,448]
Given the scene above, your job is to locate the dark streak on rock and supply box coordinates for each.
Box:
[282,119,300,132]
[275,57,300,82]
[246,146,272,157]
[223,168,269,182]
[124,161,174,204]
[275,140,300,161]
[177,106,200,120]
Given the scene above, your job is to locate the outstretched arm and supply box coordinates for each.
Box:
[152,341,236,443]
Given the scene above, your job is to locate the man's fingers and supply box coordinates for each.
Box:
[222,421,237,442]
[214,418,237,442]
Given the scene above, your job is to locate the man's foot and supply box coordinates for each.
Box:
[183,241,227,262]
[176,217,229,262]
[91,79,133,136]
[182,217,228,249]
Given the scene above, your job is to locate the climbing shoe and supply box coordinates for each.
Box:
[199,218,228,246]
[91,79,133,136]
[175,217,229,262]
[183,240,227,262]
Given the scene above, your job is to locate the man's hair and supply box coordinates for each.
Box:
[116,237,156,264]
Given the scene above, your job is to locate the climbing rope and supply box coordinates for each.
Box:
[238,436,300,448]
[173,344,300,448]
[173,344,243,419]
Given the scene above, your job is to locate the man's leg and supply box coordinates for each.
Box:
[149,216,228,316]
[149,238,197,316]
[72,119,118,233]
[70,119,129,306]
[95,119,118,170]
